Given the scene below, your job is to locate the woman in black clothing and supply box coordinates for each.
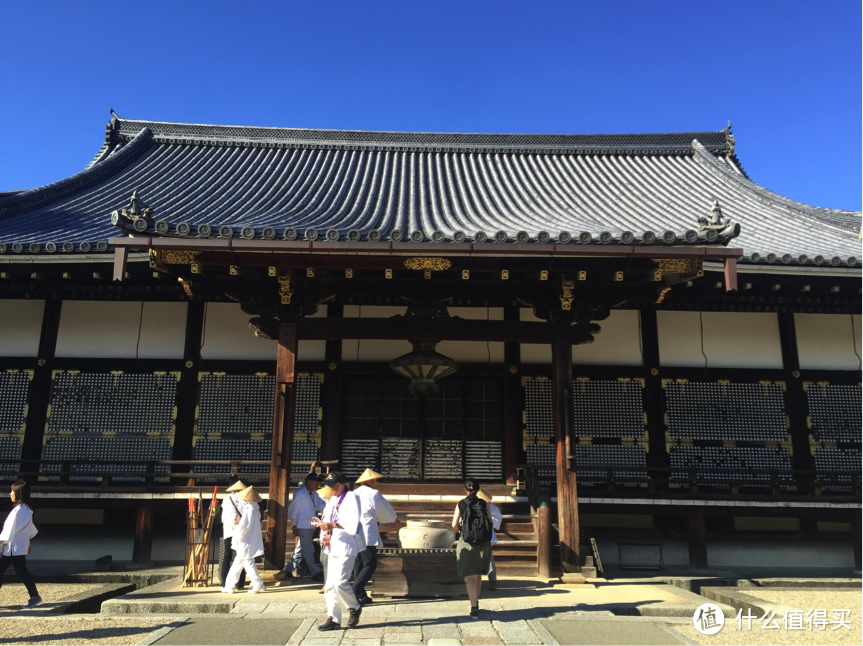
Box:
[451,479,492,619]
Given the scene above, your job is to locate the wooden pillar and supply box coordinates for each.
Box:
[851,513,861,571]
[777,312,815,474]
[537,503,553,579]
[687,507,708,569]
[551,316,581,574]
[640,309,669,472]
[171,301,205,474]
[503,306,522,484]
[21,298,63,473]
[132,502,154,564]
[265,321,298,570]
[641,308,671,534]
[321,304,343,463]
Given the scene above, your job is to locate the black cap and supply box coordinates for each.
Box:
[305,473,323,482]
[321,471,349,486]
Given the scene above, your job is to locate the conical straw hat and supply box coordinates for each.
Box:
[226,480,247,493]
[237,486,262,504]
[477,490,493,503]
[356,468,384,484]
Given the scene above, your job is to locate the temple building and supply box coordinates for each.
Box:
[0,117,860,575]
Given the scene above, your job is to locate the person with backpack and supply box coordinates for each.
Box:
[0,480,41,608]
[451,479,493,619]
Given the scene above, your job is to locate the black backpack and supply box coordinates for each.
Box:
[461,496,493,544]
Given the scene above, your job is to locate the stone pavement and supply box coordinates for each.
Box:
[133,612,700,646]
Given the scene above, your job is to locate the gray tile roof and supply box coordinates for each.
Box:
[0,118,859,268]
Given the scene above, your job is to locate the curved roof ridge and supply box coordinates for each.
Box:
[0,127,153,220]
[109,117,730,156]
[691,140,861,234]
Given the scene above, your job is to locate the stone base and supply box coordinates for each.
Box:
[560,572,587,584]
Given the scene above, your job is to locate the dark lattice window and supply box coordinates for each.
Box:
[340,377,503,480]
[0,370,31,434]
[666,381,786,441]
[807,384,862,443]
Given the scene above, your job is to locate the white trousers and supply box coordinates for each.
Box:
[324,553,359,623]
[225,556,264,590]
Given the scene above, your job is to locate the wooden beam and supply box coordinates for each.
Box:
[551,317,581,574]
[132,502,154,564]
[112,247,129,282]
[724,258,738,291]
[265,321,298,570]
[297,317,553,343]
[687,508,708,569]
[110,236,743,261]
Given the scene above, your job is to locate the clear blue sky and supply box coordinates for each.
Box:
[1,0,860,212]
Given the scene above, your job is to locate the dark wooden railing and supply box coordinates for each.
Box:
[0,458,338,489]
[564,465,862,498]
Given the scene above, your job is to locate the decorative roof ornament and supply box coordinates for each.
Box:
[125,190,152,218]
[722,121,735,156]
[697,199,741,243]
[110,190,154,234]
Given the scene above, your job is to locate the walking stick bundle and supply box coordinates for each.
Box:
[183,486,219,587]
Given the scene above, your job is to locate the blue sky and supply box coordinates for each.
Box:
[1,0,860,211]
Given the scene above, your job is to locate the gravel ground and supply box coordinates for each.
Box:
[671,589,862,646]
[0,583,104,610]
[748,589,862,613]
[0,617,171,646]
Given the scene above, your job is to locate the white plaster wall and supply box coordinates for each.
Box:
[519,307,551,364]
[202,302,272,360]
[299,305,327,361]
[518,309,643,366]
[0,299,44,357]
[657,311,783,368]
[573,309,642,366]
[55,301,187,359]
[200,303,328,361]
[794,313,863,370]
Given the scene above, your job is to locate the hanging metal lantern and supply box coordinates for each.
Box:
[388,341,458,395]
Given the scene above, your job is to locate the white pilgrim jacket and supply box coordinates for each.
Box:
[322,489,365,557]
[354,485,397,547]
[220,493,244,539]
[0,504,38,557]
[230,500,265,559]
[288,485,326,529]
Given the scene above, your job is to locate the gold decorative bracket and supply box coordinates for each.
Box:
[404,257,452,271]
[560,276,575,310]
[150,249,200,269]
[653,258,703,276]
[278,271,293,305]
